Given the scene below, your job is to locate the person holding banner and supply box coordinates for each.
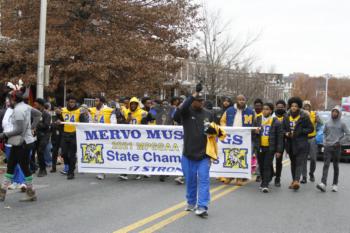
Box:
[174,82,226,218]
[90,96,117,180]
[220,94,255,185]
[56,96,89,180]
[119,97,154,180]
[254,103,284,193]
[282,97,313,190]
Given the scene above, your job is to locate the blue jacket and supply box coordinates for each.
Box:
[221,106,255,127]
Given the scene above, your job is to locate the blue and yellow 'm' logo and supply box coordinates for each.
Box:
[222,148,248,169]
[81,144,104,164]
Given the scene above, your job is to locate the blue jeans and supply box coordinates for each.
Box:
[44,142,53,166]
[5,145,25,184]
[181,156,210,209]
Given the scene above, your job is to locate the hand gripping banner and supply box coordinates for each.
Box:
[75,123,252,179]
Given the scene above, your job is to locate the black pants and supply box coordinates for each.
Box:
[51,140,60,170]
[37,137,49,171]
[289,151,307,182]
[30,143,37,173]
[321,146,341,185]
[7,143,34,177]
[257,147,275,187]
[275,152,283,178]
[61,133,77,175]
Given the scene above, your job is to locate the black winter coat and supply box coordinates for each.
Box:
[282,111,314,155]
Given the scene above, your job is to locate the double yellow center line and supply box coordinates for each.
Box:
[114,159,290,233]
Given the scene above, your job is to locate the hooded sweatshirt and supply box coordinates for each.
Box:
[323,106,350,146]
[125,97,147,124]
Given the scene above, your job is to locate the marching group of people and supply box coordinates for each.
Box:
[0,81,348,218]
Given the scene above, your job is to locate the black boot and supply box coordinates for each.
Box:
[37,169,47,177]
[274,177,281,187]
[67,173,75,180]
[309,174,315,182]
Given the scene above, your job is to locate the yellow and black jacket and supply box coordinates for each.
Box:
[253,115,284,154]
[60,106,89,133]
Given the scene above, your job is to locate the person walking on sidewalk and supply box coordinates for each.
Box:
[317,106,350,192]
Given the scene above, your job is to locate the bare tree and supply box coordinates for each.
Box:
[194,5,260,101]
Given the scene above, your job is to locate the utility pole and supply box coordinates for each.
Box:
[36,0,47,98]
[324,74,331,111]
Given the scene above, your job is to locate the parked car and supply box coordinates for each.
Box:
[316,111,350,161]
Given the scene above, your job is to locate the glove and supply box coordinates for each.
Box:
[195,82,203,93]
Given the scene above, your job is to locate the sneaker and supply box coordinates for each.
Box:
[300,177,307,184]
[8,183,18,190]
[19,188,37,202]
[234,179,243,186]
[261,187,269,193]
[175,176,185,185]
[50,168,57,173]
[135,175,142,180]
[331,185,338,192]
[255,176,261,182]
[96,174,106,180]
[19,184,27,193]
[195,207,208,217]
[67,173,75,180]
[60,170,68,175]
[316,183,326,192]
[309,174,315,182]
[119,174,128,181]
[288,181,294,189]
[222,178,233,185]
[184,204,196,212]
[292,181,300,190]
[143,175,151,178]
[159,176,166,182]
[274,177,281,187]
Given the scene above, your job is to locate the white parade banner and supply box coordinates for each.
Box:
[75,123,252,179]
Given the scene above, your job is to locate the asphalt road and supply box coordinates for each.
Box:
[1,160,349,233]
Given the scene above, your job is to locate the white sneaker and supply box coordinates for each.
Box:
[332,185,338,192]
[96,174,106,180]
[175,176,185,185]
[119,174,128,181]
[195,208,208,217]
[135,175,142,180]
[316,183,326,192]
[261,187,269,193]
[8,183,18,190]
[19,184,27,192]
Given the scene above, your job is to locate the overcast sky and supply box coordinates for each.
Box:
[202,0,350,76]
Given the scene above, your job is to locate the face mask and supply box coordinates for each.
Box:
[275,109,286,116]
